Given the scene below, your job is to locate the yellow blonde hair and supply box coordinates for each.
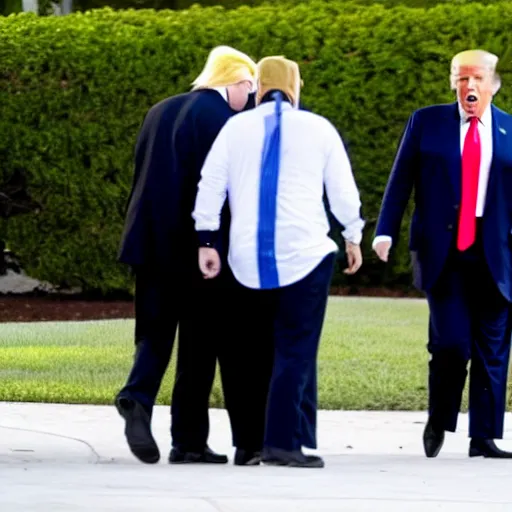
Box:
[192,45,257,90]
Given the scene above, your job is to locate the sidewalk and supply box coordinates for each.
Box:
[1,402,512,511]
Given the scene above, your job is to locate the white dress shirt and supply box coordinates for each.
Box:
[193,101,365,289]
[372,103,493,249]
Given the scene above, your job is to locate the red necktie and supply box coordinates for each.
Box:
[457,116,481,251]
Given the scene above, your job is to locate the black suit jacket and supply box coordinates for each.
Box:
[118,89,236,270]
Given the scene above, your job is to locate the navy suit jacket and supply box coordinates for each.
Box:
[375,102,512,302]
[118,89,236,270]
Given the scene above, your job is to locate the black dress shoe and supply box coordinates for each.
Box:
[234,449,261,466]
[423,418,445,458]
[115,395,160,464]
[169,446,228,464]
[261,447,324,468]
[469,439,512,458]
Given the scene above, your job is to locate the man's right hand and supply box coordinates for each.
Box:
[373,240,392,262]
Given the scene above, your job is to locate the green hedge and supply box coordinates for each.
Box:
[1,2,512,294]
[70,0,504,15]
[0,0,21,15]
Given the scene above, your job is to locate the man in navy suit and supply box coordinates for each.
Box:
[115,46,262,466]
[373,49,512,458]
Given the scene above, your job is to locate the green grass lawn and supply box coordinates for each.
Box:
[0,297,482,410]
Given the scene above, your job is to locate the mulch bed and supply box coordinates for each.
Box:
[0,287,422,323]
[0,296,135,322]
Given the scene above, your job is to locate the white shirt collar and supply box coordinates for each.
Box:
[211,87,228,102]
[458,102,492,127]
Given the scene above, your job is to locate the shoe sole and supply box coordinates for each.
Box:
[262,458,324,468]
[169,454,228,464]
[469,450,512,458]
[262,459,287,466]
[169,459,228,464]
[425,446,442,458]
[289,461,325,468]
[234,456,262,466]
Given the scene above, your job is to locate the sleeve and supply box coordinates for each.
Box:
[123,107,160,211]
[118,103,177,266]
[323,123,365,245]
[192,122,231,245]
[374,112,420,242]
[372,235,393,249]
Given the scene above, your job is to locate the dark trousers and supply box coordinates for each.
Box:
[426,227,511,439]
[240,253,336,452]
[223,278,275,452]
[117,262,265,452]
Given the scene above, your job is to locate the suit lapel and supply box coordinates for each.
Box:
[485,105,506,216]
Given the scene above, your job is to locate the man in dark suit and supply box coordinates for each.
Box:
[373,49,512,458]
[115,46,261,466]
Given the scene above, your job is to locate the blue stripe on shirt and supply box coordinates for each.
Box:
[257,92,283,289]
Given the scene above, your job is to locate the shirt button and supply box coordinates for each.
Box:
[447,224,453,230]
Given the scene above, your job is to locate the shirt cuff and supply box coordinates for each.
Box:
[372,235,393,250]
[343,231,363,245]
[197,230,219,247]
[341,219,365,245]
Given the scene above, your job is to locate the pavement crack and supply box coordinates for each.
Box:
[0,424,101,462]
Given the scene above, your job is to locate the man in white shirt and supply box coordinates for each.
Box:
[193,56,364,467]
[373,49,512,459]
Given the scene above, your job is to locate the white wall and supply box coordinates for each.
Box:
[21,0,38,11]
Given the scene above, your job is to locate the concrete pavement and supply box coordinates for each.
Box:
[1,402,512,511]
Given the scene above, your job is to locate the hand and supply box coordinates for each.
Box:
[199,247,221,279]
[344,241,362,275]
[373,240,391,262]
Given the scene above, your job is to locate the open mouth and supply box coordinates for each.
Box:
[466,94,478,103]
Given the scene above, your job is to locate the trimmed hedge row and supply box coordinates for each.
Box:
[2,2,512,293]
[70,0,504,15]
[0,0,21,15]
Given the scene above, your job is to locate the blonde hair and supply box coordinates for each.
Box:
[192,45,257,90]
[450,49,500,93]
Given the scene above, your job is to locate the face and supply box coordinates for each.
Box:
[454,64,495,118]
[226,80,254,111]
